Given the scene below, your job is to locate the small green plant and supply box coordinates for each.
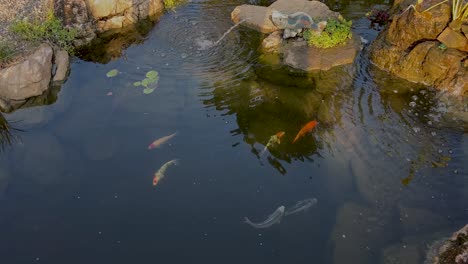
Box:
[9,10,77,54]
[0,41,15,62]
[303,18,352,48]
[163,0,187,9]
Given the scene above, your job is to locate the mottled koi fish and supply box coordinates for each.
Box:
[260,131,285,156]
[292,120,318,143]
[153,159,179,186]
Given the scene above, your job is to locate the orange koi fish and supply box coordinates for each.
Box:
[292,120,318,143]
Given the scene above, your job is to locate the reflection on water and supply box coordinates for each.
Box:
[0,113,21,151]
[77,18,158,64]
[0,0,467,264]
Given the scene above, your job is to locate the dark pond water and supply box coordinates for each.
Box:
[1,0,467,263]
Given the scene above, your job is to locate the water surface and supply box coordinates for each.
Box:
[0,1,467,263]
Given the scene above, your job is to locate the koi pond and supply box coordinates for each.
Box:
[0,0,467,263]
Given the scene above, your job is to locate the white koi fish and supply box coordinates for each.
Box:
[148,132,177,150]
[244,205,285,228]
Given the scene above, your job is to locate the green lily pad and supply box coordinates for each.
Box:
[141,78,150,87]
[106,69,119,77]
[146,70,159,81]
[133,81,141,87]
[141,78,157,87]
[143,88,155,94]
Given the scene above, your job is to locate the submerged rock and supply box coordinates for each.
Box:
[426,224,468,264]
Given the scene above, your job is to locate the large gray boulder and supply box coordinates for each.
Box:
[0,44,53,101]
[231,0,340,34]
[0,44,71,112]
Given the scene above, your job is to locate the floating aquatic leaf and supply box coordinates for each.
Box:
[141,78,150,87]
[143,88,155,94]
[106,69,119,77]
[133,81,141,87]
[142,78,157,87]
[146,70,159,81]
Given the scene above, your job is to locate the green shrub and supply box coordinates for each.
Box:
[0,42,15,62]
[303,18,353,49]
[9,10,77,54]
[163,0,186,9]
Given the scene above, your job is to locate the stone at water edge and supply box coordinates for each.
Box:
[231,5,278,34]
[283,36,361,71]
[437,27,468,52]
[262,31,283,53]
[53,49,70,82]
[429,224,468,264]
[230,0,340,34]
[55,0,165,47]
[0,44,53,101]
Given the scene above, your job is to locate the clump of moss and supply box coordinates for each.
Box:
[163,0,187,9]
[303,18,352,49]
[9,10,77,54]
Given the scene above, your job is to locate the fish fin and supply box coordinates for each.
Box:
[244,217,254,226]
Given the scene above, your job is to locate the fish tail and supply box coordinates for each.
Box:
[244,217,253,225]
[148,143,155,150]
[172,159,180,166]
[292,135,300,144]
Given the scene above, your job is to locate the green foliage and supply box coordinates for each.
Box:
[9,10,77,54]
[163,0,186,9]
[0,41,15,62]
[303,18,352,49]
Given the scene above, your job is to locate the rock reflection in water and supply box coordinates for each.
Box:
[202,64,354,174]
[77,19,157,64]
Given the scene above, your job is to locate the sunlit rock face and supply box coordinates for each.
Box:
[55,0,164,46]
[369,1,468,98]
